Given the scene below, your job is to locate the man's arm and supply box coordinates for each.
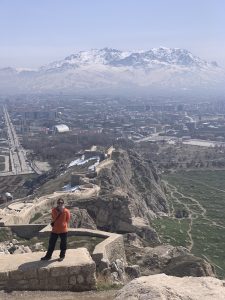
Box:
[66,209,71,224]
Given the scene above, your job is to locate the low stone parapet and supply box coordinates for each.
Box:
[5,224,47,239]
[39,227,127,268]
[92,233,126,267]
[0,248,96,291]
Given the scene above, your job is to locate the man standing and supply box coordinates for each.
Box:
[41,198,70,262]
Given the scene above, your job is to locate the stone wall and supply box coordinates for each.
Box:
[39,227,127,269]
[0,194,60,225]
[93,233,126,267]
[5,224,46,239]
[0,249,96,291]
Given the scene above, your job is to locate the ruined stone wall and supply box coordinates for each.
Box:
[0,193,67,225]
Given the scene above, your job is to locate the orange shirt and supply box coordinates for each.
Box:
[51,207,70,234]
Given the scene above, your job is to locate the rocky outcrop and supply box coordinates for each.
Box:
[71,207,97,230]
[123,233,145,248]
[115,274,225,300]
[124,243,215,277]
[163,254,215,277]
[99,149,168,216]
[70,149,168,242]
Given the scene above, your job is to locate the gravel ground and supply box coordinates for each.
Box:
[0,290,117,300]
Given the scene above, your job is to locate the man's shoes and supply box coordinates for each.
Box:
[41,256,51,261]
[58,257,64,262]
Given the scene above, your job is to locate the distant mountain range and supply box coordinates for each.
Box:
[0,47,224,95]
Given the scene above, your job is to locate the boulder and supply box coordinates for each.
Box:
[138,245,190,274]
[163,254,215,277]
[125,265,141,279]
[115,274,225,300]
[123,233,144,248]
[13,245,32,254]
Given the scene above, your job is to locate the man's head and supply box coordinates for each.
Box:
[57,198,64,210]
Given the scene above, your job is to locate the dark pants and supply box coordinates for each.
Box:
[46,232,67,258]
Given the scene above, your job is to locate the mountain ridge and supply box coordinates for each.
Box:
[39,47,218,71]
[0,47,224,94]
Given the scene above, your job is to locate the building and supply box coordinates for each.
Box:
[22,110,57,121]
[53,124,70,133]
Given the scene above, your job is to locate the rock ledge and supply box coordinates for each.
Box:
[115,273,225,300]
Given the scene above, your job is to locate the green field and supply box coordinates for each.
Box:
[152,170,225,278]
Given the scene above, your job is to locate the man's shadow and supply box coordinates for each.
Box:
[18,258,58,271]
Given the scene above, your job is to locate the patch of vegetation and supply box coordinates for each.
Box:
[96,273,123,291]
[152,217,190,247]
[154,170,225,278]
[0,228,14,242]
[29,212,43,223]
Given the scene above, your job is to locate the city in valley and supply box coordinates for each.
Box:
[1,94,225,181]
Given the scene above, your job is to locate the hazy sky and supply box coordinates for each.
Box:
[0,0,225,68]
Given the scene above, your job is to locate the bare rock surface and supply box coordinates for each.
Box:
[71,207,97,229]
[115,273,225,300]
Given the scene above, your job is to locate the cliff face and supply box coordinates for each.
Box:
[76,149,168,242]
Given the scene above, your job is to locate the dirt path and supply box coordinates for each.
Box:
[168,184,194,251]
[166,180,225,251]
[169,180,225,230]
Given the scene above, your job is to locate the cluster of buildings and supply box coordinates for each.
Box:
[1,95,225,143]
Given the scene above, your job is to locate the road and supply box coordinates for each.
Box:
[3,106,34,175]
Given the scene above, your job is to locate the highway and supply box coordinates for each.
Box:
[3,106,34,175]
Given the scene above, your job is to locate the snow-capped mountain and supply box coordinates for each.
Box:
[40,47,214,71]
[0,47,224,94]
